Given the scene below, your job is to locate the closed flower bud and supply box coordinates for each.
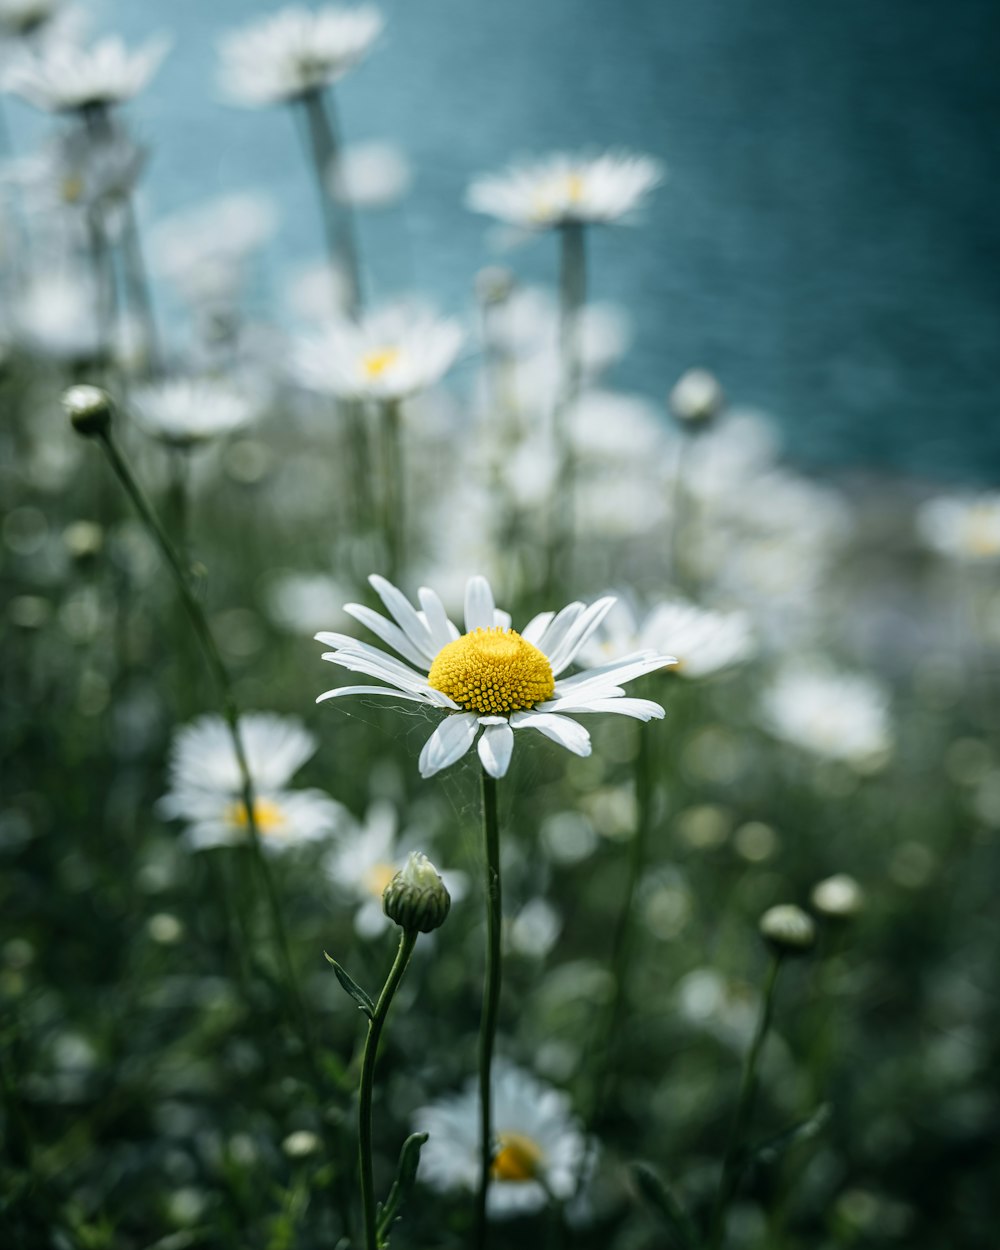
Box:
[63,384,113,436]
[383,852,451,933]
[669,368,724,426]
[811,873,864,920]
[759,903,816,954]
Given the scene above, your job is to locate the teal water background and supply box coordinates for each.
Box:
[8,0,999,480]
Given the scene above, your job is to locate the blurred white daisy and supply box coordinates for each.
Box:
[316,575,674,778]
[415,1060,588,1217]
[917,495,1000,563]
[328,139,411,209]
[218,4,383,107]
[130,378,260,448]
[466,151,663,230]
[4,32,171,112]
[158,713,345,852]
[584,599,755,679]
[760,665,892,768]
[16,270,105,362]
[295,304,462,400]
[323,799,466,937]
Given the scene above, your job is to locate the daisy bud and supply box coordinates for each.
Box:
[759,904,816,955]
[63,384,114,437]
[811,873,864,920]
[669,368,724,426]
[383,852,451,934]
[63,521,104,563]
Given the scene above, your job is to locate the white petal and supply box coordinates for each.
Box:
[493,609,512,630]
[419,586,460,650]
[510,711,592,756]
[554,652,676,698]
[546,596,617,675]
[520,611,554,645]
[320,648,437,697]
[464,576,496,632]
[546,696,665,720]
[535,602,584,659]
[477,722,514,777]
[317,685,433,705]
[343,603,430,670]
[418,714,479,777]
[368,575,436,660]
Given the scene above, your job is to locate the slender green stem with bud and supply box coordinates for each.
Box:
[90,426,317,1072]
[475,770,503,1250]
[707,952,784,1249]
[358,927,418,1250]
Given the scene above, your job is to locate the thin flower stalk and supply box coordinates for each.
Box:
[378,397,404,580]
[474,769,503,1249]
[707,951,784,1249]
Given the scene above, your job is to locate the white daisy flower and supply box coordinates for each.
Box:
[328,139,411,209]
[323,799,467,938]
[130,378,260,448]
[917,494,1000,563]
[760,665,892,769]
[4,32,171,112]
[416,1060,588,1217]
[295,305,463,401]
[15,270,105,362]
[466,151,664,230]
[316,575,675,779]
[158,712,345,852]
[584,599,755,679]
[217,4,383,107]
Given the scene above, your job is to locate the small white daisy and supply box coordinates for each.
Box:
[217,4,383,107]
[4,32,171,112]
[130,378,260,448]
[328,139,411,209]
[295,304,463,401]
[760,664,892,769]
[15,270,105,362]
[158,712,345,852]
[323,799,466,937]
[584,599,755,679]
[917,494,1000,563]
[415,1060,588,1217]
[316,575,675,778]
[466,151,664,230]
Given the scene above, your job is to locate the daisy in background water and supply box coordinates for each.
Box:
[217,4,383,107]
[760,664,892,771]
[584,598,755,679]
[315,574,675,778]
[324,799,467,937]
[917,494,1000,563]
[158,713,346,852]
[130,377,262,449]
[416,1060,589,1218]
[466,151,664,231]
[294,303,463,401]
[4,31,171,112]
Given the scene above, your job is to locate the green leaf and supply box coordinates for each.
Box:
[324,951,375,1018]
[749,1103,832,1167]
[376,1132,429,1247]
[628,1161,697,1249]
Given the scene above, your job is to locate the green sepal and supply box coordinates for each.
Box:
[629,1161,697,1249]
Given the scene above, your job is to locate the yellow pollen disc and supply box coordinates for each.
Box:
[226,797,288,837]
[62,175,84,204]
[564,171,585,201]
[965,509,1000,557]
[491,1132,545,1183]
[360,346,401,380]
[427,627,554,716]
[363,862,397,898]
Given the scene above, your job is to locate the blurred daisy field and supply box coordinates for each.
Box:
[1,3,998,1249]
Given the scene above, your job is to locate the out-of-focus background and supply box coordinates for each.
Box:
[7,0,998,476]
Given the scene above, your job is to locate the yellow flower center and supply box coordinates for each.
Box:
[427,627,554,716]
[491,1132,545,1183]
[226,797,288,837]
[363,861,397,898]
[564,172,586,202]
[965,508,1000,557]
[531,171,586,222]
[360,346,401,380]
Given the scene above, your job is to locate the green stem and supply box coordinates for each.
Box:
[299,87,363,316]
[359,928,419,1250]
[668,429,693,593]
[546,222,586,595]
[379,398,404,580]
[707,952,784,1249]
[120,195,162,378]
[474,770,503,1249]
[93,429,317,1071]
